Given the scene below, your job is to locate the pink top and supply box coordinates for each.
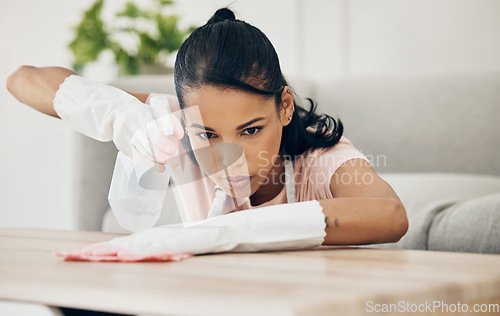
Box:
[146,93,372,222]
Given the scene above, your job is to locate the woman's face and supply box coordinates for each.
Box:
[182,85,293,198]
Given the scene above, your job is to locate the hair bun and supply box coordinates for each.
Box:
[207,8,236,24]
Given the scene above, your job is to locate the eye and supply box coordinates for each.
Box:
[242,127,262,136]
[195,131,217,140]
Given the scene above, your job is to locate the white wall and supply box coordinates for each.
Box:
[344,0,500,76]
[0,0,94,230]
[301,0,500,79]
[1,0,499,230]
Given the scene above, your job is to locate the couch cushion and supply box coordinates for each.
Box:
[365,172,500,252]
[428,193,500,254]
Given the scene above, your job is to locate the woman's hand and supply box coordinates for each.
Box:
[52,75,185,169]
[55,200,327,263]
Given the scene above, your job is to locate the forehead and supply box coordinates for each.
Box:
[183,86,277,125]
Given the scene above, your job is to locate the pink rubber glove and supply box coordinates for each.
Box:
[55,242,192,262]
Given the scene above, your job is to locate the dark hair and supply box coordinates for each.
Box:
[174,8,343,159]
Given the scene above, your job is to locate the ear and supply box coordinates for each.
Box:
[279,86,295,127]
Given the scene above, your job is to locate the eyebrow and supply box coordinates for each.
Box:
[190,117,267,132]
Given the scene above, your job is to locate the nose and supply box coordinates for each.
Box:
[213,142,245,169]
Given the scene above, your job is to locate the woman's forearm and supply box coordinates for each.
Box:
[7,65,151,117]
[6,66,76,118]
[319,197,408,245]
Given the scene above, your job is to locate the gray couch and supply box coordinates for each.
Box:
[70,71,500,254]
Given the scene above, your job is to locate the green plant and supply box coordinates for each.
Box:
[69,0,195,75]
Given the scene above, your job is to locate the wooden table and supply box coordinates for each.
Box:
[0,228,499,316]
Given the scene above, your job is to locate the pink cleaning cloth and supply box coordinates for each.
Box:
[55,242,193,262]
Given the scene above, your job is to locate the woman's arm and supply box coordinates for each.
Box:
[6,66,75,118]
[320,158,409,245]
[6,66,150,117]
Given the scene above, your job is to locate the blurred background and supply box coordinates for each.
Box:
[1,0,500,230]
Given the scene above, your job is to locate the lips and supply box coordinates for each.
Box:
[222,175,252,190]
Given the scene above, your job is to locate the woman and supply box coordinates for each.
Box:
[7,8,407,261]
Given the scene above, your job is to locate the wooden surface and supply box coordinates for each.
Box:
[0,227,499,316]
